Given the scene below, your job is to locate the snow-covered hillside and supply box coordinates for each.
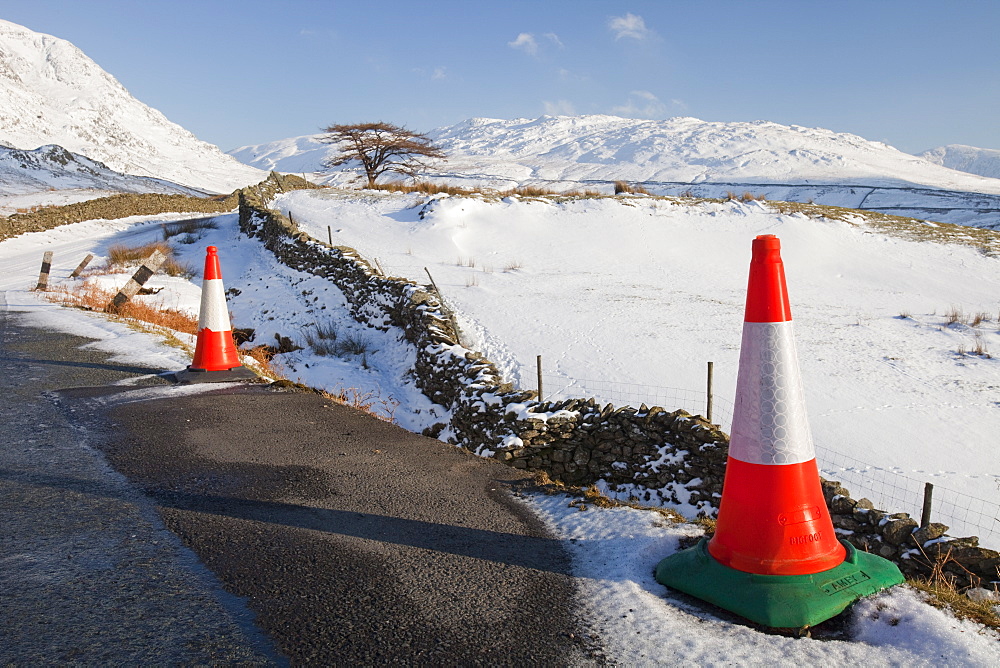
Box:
[921,144,1000,180]
[230,116,1000,229]
[0,19,265,193]
[0,144,203,205]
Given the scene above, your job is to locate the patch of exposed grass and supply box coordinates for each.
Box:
[302,320,340,357]
[614,181,651,195]
[102,241,196,279]
[161,217,218,242]
[904,546,1000,630]
[320,386,399,423]
[243,345,288,381]
[47,281,199,335]
[907,579,1000,630]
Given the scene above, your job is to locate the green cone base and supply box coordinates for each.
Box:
[655,537,904,629]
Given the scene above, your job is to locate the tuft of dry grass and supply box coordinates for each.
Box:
[321,386,399,423]
[103,241,195,278]
[972,331,991,357]
[370,181,481,197]
[498,185,562,198]
[905,547,1000,630]
[302,320,340,357]
[945,306,965,326]
[614,181,651,195]
[970,311,991,327]
[243,345,287,380]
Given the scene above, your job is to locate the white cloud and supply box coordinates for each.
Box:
[608,13,652,41]
[432,67,447,80]
[544,32,564,49]
[611,90,667,118]
[508,32,539,56]
[543,100,576,116]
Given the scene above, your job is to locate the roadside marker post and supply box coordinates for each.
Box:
[654,234,903,629]
[174,246,256,383]
[34,251,53,291]
[107,250,166,312]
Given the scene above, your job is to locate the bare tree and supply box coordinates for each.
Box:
[319,122,446,187]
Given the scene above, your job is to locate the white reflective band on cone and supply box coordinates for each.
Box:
[729,321,815,466]
[197,278,232,332]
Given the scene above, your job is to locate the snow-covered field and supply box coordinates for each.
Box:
[2,204,998,662]
[264,188,1000,543]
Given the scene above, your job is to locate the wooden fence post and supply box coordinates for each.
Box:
[921,482,934,527]
[706,361,714,423]
[537,355,543,402]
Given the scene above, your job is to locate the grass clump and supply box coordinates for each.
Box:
[161,217,218,244]
[302,320,341,357]
[302,320,373,360]
[614,181,651,195]
[370,181,480,197]
[103,241,196,279]
[905,547,1000,630]
[321,386,399,423]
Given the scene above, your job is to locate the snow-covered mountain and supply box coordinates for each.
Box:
[230,115,1000,229]
[0,19,265,193]
[0,144,203,197]
[920,144,1000,180]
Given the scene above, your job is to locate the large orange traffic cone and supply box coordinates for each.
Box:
[708,233,844,575]
[654,234,902,629]
[175,246,255,383]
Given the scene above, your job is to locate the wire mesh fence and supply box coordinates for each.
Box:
[539,374,735,430]
[533,371,1000,550]
[815,444,1000,550]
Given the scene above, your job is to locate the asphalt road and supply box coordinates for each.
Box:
[0,308,277,665]
[0,306,601,665]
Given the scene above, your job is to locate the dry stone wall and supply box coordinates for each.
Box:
[0,192,239,241]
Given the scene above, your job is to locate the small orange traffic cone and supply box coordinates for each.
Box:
[654,234,902,629]
[175,246,255,383]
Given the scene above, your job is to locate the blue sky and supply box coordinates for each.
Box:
[3,0,999,153]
